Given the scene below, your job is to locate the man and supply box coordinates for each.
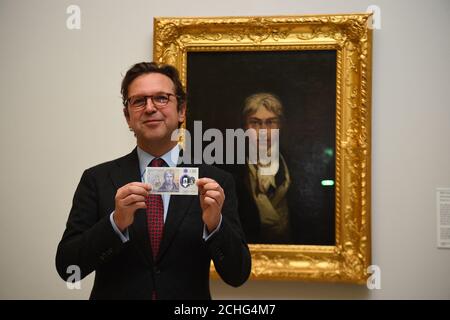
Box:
[56,62,251,299]
[157,169,179,192]
[236,93,292,244]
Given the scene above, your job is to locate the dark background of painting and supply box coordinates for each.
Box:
[186,50,336,245]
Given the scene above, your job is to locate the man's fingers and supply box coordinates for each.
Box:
[203,196,220,209]
[116,183,151,199]
[203,190,223,204]
[124,182,151,190]
[201,182,221,191]
[201,189,224,209]
[121,194,147,206]
[196,178,216,186]
[198,180,223,194]
[199,183,224,201]
[125,184,151,196]
[132,201,147,210]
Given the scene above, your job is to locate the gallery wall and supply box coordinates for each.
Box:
[0,0,449,299]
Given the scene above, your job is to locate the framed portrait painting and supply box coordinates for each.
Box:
[154,14,372,283]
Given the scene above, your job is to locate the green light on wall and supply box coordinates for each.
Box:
[324,148,334,157]
[321,180,335,186]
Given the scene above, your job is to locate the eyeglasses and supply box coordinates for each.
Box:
[125,92,178,110]
[247,117,280,129]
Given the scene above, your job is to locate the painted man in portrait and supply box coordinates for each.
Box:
[236,93,293,244]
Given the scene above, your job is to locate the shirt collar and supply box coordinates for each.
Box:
[137,144,180,177]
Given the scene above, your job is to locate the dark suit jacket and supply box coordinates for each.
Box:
[56,148,251,300]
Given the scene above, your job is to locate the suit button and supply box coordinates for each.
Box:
[153,266,161,274]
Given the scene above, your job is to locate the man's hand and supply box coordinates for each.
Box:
[197,178,224,233]
[113,182,150,231]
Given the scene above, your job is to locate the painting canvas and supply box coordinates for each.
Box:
[186,50,336,246]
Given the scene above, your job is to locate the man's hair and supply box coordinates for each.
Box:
[164,170,175,179]
[121,62,186,111]
[242,92,285,123]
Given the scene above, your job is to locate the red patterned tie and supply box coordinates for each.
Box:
[146,158,166,260]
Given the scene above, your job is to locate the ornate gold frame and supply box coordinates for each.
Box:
[154,14,372,283]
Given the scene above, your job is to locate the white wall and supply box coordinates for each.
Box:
[1,0,449,299]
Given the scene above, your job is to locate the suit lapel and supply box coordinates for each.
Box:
[109,148,153,265]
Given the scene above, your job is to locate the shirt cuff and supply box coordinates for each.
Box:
[110,212,130,243]
[203,214,223,241]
